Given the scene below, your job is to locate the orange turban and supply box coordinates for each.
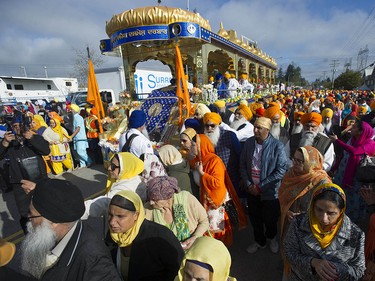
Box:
[264,106,281,119]
[300,112,322,126]
[249,102,262,115]
[371,101,375,111]
[49,111,63,123]
[293,111,304,120]
[90,107,98,116]
[238,104,253,120]
[203,112,222,125]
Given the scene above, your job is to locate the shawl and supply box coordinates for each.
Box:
[279,146,330,238]
[337,121,375,188]
[191,134,247,230]
[309,183,346,249]
[175,236,234,281]
[105,152,144,193]
[110,190,145,247]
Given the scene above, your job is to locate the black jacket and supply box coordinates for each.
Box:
[110,219,184,281]
[42,221,121,281]
[0,134,50,183]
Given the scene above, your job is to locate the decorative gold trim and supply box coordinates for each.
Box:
[106,6,211,36]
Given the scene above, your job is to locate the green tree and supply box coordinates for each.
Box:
[333,70,363,90]
[284,62,304,86]
[71,45,104,87]
[276,68,284,83]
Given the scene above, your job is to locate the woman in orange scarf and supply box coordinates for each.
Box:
[188,134,247,246]
[279,146,330,276]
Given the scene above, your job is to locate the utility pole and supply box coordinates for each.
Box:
[330,60,339,89]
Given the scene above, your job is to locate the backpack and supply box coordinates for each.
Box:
[121,133,138,153]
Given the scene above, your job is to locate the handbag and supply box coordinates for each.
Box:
[356,153,375,183]
[224,200,239,226]
[17,156,43,182]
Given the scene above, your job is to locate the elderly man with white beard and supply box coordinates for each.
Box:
[321,108,341,136]
[203,112,243,198]
[289,111,304,136]
[19,179,121,281]
[285,112,335,171]
[264,106,289,145]
[220,104,254,146]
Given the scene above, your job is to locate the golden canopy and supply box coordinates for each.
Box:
[106,6,211,36]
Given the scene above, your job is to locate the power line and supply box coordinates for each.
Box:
[330,60,339,89]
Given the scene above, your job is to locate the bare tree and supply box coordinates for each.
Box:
[71,45,104,87]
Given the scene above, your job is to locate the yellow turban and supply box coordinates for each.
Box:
[241,74,248,79]
[254,117,272,130]
[321,108,333,118]
[238,104,253,120]
[214,100,226,108]
[230,74,235,78]
[370,101,375,111]
[358,106,367,114]
[264,106,281,119]
[203,112,222,125]
[70,104,80,113]
[224,72,231,79]
[301,112,322,126]
[249,102,262,115]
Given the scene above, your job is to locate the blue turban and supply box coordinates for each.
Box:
[129,110,146,129]
[184,118,200,131]
[12,114,23,124]
[215,73,223,80]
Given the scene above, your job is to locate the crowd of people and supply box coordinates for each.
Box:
[1,88,375,280]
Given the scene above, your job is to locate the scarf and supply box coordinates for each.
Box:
[175,236,232,281]
[51,118,69,142]
[309,183,346,249]
[110,190,145,247]
[105,152,144,193]
[279,146,330,238]
[152,192,190,242]
[341,121,375,188]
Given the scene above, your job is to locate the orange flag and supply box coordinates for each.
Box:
[175,44,191,126]
[87,59,105,133]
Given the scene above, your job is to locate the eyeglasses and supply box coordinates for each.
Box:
[27,215,42,220]
[205,124,216,129]
[110,163,120,171]
[292,157,304,165]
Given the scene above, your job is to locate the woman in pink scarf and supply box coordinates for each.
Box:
[330,120,375,223]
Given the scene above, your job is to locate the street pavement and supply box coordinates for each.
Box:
[0,164,283,280]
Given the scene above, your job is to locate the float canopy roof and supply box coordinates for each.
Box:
[106,6,211,36]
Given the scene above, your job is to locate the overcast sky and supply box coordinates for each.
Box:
[1,0,374,82]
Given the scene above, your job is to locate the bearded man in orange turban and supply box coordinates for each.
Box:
[202,112,243,199]
[285,112,335,172]
[290,111,304,135]
[264,105,289,145]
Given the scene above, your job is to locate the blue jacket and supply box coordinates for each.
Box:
[240,134,287,200]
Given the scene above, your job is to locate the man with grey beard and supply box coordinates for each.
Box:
[264,106,289,145]
[20,179,121,281]
[203,112,243,197]
[285,112,335,171]
[290,111,304,135]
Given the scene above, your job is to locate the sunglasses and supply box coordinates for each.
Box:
[205,124,216,128]
[110,163,120,171]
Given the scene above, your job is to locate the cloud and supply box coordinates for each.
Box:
[0,0,373,81]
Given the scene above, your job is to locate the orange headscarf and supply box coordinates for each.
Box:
[49,111,63,123]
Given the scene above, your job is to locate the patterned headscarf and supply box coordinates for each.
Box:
[147,176,180,201]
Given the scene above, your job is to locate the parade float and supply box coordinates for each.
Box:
[97,5,278,157]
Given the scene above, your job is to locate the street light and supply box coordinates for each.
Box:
[21,66,27,77]
[44,66,48,78]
